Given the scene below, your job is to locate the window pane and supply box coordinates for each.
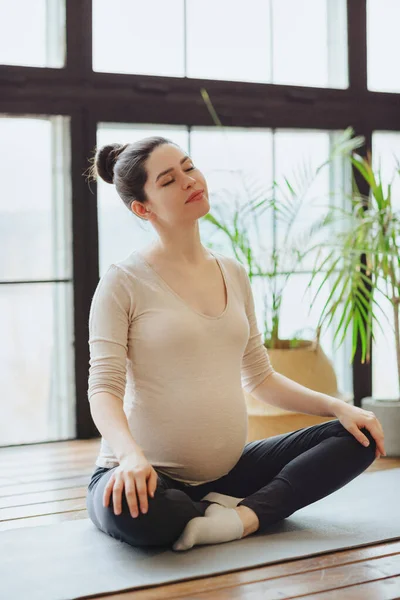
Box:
[93,0,185,76]
[0,0,66,68]
[372,132,400,400]
[186,0,272,83]
[0,116,74,446]
[272,0,348,88]
[0,282,75,444]
[0,116,73,281]
[367,0,400,92]
[92,0,347,88]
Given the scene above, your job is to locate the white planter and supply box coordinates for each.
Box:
[361,397,400,457]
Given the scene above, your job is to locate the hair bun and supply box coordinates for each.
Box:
[95,143,127,184]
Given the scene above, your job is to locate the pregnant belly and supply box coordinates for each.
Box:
[146,418,248,483]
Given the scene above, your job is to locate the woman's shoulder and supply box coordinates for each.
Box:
[210,249,245,275]
[94,257,142,303]
[102,251,146,285]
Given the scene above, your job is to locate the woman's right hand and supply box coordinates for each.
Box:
[103,451,158,518]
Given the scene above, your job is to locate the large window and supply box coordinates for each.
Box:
[0,116,74,444]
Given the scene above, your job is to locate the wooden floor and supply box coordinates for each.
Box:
[1,438,400,599]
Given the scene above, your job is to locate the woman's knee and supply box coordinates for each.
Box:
[119,487,205,546]
[87,483,165,546]
[335,420,377,464]
[87,484,201,547]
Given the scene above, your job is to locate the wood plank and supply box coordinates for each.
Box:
[0,476,90,497]
[0,439,100,459]
[1,451,96,462]
[0,486,88,509]
[183,555,400,599]
[362,458,400,473]
[101,543,400,599]
[0,510,88,531]
[0,467,94,485]
[297,575,400,599]
[0,455,97,471]
[0,458,97,478]
[0,497,87,521]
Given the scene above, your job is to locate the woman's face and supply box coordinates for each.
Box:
[132,144,209,225]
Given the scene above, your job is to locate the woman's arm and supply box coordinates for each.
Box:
[251,371,340,416]
[87,265,143,460]
[90,391,145,460]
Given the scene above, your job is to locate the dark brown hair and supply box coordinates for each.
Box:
[87,136,180,217]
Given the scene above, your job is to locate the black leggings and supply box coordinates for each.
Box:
[86,419,376,547]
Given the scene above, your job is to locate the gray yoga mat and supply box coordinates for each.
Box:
[2,468,400,600]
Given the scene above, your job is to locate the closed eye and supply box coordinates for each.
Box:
[162,166,196,186]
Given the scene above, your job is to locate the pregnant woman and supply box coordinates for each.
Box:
[85,136,386,551]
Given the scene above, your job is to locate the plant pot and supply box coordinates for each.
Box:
[361,397,400,457]
[245,339,351,417]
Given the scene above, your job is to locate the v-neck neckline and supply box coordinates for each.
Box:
[135,249,229,320]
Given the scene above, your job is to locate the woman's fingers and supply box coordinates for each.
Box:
[102,465,159,517]
[105,473,154,518]
[124,476,139,517]
[134,475,149,515]
[148,469,158,498]
[357,422,386,458]
[103,473,115,508]
[112,477,124,515]
[366,421,386,456]
[366,414,386,456]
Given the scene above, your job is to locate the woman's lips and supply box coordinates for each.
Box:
[186,191,204,203]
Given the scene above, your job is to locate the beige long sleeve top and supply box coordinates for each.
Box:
[87,249,275,485]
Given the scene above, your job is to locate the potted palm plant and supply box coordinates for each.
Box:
[305,150,400,456]
[199,102,363,411]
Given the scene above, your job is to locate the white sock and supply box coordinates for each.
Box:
[172,503,244,552]
[200,491,245,508]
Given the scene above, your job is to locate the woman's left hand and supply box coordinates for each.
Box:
[333,402,386,459]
